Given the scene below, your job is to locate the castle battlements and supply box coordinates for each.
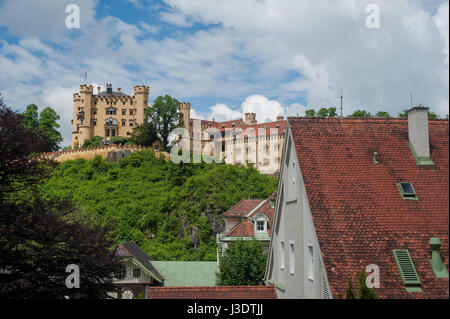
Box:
[72,83,150,148]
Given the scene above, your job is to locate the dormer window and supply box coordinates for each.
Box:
[397,182,418,200]
[256,220,266,231]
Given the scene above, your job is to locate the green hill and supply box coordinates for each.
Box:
[42,150,278,261]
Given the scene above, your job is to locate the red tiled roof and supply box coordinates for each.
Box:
[226,194,276,238]
[148,286,277,299]
[190,118,286,136]
[222,199,264,217]
[288,117,449,299]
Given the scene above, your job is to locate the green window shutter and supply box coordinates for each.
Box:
[393,249,422,292]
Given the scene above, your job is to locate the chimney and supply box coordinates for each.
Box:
[117,88,121,93]
[408,107,432,163]
[277,115,284,121]
[429,237,449,278]
[245,113,257,126]
[106,83,113,94]
[97,87,101,94]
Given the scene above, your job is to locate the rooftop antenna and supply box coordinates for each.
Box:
[410,91,413,108]
[340,89,343,117]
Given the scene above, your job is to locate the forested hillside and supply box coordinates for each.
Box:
[42,151,278,261]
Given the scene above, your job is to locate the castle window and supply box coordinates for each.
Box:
[130,110,134,116]
[92,109,97,115]
[106,108,116,115]
[129,120,134,127]
[92,119,97,126]
[122,119,126,126]
[122,109,126,116]
[106,118,117,126]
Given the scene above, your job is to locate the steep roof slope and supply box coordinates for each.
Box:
[116,241,164,282]
[288,117,449,298]
[222,199,264,217]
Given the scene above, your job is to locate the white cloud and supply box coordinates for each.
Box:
[433,2,449,65]
[1,0,449,149]
[286,102,308,117]
[0,0,99,38]
[241,95,284,123]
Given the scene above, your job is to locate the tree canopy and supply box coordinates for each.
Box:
[1,98,119,299]
[147,95,182,150]
[22,104,63,152]
[216,239,267,286]
[42,153,278,261]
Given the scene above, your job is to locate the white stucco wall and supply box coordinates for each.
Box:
[266,125,332,299]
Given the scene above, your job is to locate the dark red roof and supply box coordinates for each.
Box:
[222,199,264,217]
[148,286,277,299]
[288,117,449,299]
[226,194,276,238]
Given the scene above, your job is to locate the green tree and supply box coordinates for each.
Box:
[22,104,39,130]
[0,100,120,299]
[345,278,356,299]
[350,110,373,118]
[317,108,329,118]
[342,271,378,299]
[305,109,316,117]
[358,271,378,299]
[216,239,267,286]
[130,121,158,147]
[148,95,182,150]
[375,111,391,118]
[82,135,103,148]
[39,107,63,152]
[328,107,337,117]
[111,136,132,146]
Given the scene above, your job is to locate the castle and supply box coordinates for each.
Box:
[180,102,286,175]
[72,84,149,148]
[72,83,286,175]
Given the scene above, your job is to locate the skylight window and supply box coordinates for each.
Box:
[397,182,418,200]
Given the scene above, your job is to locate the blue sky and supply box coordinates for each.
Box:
[0,0,448,146]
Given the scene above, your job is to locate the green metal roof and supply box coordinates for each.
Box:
[152,261,218,287]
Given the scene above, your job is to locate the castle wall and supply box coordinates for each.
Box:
[41,144,169,163]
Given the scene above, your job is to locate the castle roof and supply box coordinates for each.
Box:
[97,91,130,98]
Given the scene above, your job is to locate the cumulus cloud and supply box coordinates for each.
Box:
[241,95,284,123]
[0,0,449,147]
[0,0,99,38]
[433,1,449,65]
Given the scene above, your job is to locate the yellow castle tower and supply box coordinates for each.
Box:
[72,83,149,148]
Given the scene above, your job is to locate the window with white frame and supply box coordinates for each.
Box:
[280,241,285,270]
[256,219,266,232]
[307,243,315,281]
[289,241,295,275]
